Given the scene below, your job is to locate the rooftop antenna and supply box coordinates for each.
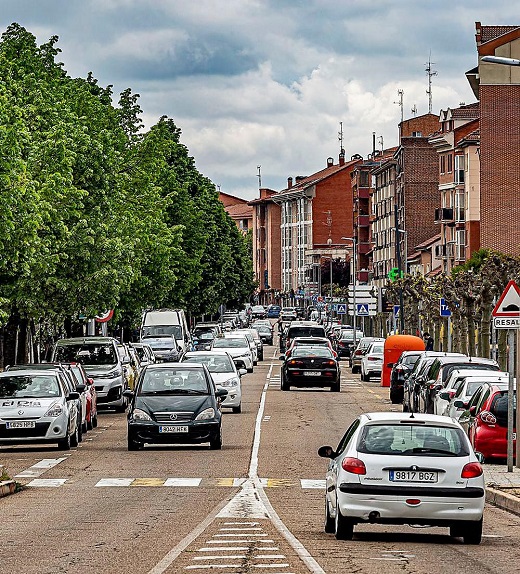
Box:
[377,135,384,152]
[411,104,418,117]
[394,89,404,125]
[217,184,221,192]
[338,121,345,155]
[425,52,437,114]
[257,165,262,189]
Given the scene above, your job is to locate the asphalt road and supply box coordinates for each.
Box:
[2,342,520,574]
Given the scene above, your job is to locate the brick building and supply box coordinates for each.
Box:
[219,191,253,234]
[248,189,281,304]
[471,22,520,255]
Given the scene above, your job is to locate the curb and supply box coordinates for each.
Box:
[486,486,520,517]
[0,480,16,498]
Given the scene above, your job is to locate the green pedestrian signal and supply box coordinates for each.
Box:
[388,267,403,282]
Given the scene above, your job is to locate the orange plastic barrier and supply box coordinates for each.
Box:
[381,334,425,387]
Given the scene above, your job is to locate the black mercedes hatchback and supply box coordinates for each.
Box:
[125,363,227,450]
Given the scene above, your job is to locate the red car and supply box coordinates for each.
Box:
[69,363,98,430]
[459,381,515,462]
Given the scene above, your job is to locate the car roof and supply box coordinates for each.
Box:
[0,368,61,377]
[360,411,462,427]
[56,337,116,344]
[293,336,329,342]
[452,368,507,377]
[183,350,231,357]
[144,363,205,370]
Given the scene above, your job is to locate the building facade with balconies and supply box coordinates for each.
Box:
[429,104,479,272]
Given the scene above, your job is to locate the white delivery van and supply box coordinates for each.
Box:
[140,309,191,355]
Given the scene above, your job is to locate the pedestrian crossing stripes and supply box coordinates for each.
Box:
[25,477,326,489]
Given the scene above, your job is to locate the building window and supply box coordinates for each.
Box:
[411,131,422,137]
[440,156,445,174]
[455,155,464,184]
[447,154,453,173]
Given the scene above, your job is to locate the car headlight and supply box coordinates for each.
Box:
[131,408,152,421]
[195,407,215,420]
[98,369,122,379]
[236,353,249,359]
[220,377,239,387]
[45,402,64,417]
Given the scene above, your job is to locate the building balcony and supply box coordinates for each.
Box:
[435,207,454,224]
[357,214,370,227]
[358,242,372,255]
[434,243,454,259]
[356,187,371,200]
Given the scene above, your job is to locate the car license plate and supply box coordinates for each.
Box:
[304,371,321,376]
[6,421,36,429]
[159,426,189,433]
[389,470,438,483]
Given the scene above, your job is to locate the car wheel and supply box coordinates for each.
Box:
[335,506,354,540]
[325,499,335,534]
[402,402,409,412]
[281,373,290,391]
[92,413,98,428]
[70,422,80,447]
[128,437,142,451]
[82,419,88,434]
[331,380,341,392]
[78,419,83,442]
[352,366,359,374]
[247,366,254,373]
[232,404,242,414]
[57,429,71,451]
[115,396,128,413]
[87,413,93,431]
[253,360,258,366]
[210,427,223,450]
[462,518,483,545]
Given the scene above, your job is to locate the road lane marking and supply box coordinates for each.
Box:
[300,479,326,489]
[26,478,67,487]
[163,478,202,487]
[15,457,67,478]
[206,539,274,544]
[95,478,133,487]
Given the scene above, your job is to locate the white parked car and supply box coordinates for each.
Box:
[360,341,384,381]
[211,336,254,373]
[0,369,81,449]
[319,412,485,544]
[182,351,246,413]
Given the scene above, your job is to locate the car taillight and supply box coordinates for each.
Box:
[341,457,366,475]
[288,360,304,366]
[325,360,336,366]
[479,410,497,424]
[461,462,483,478]
[368,356,379,361]
[355,349,363,356]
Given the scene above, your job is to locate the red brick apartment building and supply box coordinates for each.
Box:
[219,191,253,234]
[248,189,281,303]
[268,153,360,295]
[471,22,520,255]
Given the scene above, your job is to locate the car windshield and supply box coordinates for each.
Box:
[357,423,469,456]
[0,375,61,399]
[255,326,271,333]
[465,381,485,396]
[184,355,234,373]
[214,338,248,349]
[147,338,176,350]
[55,343,117,366]
[340,331,364,340]
[369,345,384,354]
[194,331,214,341]
[139,368,209,394]
[142,325,183,340]
[490,391,516,426]
[292,347,333,358]
[288,327,325,338]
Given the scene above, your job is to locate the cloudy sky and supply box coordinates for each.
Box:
[1,1,517,199]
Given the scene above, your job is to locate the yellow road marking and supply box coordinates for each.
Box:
[131,478,166,487]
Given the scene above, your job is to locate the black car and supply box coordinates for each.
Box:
[389,351,422,404]
[125,363,227,450]
[280,346,340,392]
[253,324,273,346]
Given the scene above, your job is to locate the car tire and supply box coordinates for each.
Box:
[82,419,88,434]
[402,402,409,412]
[78,419,83,442]
[325,499,335,534]
[92,413,98,428]
[57,430,71,451]
[128,437,142,451]
[70,422,80,447]
[462,518,483,545]
[331,380,341,392]
[232,404,242,414]
[352,366,359,374]
[210,427,223,450]
[87,413,93,431]
[253,360,258,366]
[281,372,290,391]
[115,396,128,413]
[335,506,354,540]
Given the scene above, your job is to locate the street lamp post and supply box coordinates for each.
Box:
[341,236,357,348]
[327,238,333,326]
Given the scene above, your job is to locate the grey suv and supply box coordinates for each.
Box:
[53,337,128,412]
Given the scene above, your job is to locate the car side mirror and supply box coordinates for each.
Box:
[67,392,80,401]
[474,451,485,464]
[123,390,134,399]
[438,391,450,401]
[387,363,394,368]
[279,355,285,361]
[318,445,336,459]
[88,378,95,385]
[238,369,247,376]
[76,384,86,394]
[215,388,228,398]
[453,400,464,408]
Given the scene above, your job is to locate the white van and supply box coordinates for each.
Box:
[140,309,191,355]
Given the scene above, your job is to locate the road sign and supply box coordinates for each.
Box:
[393,305,400,319]
[492,281,520,317]
[356,303,370,316]
[440,298,452,317]
[337,304,347,315]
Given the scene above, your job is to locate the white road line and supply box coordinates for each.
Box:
[206,540,274,544]
[95,478,133,487]
[163,478,202,487]
[26,478,67,487]
[15,457,67,478]
[198,548,248,552]
[300,479,326,489]
[185,566,243,570]
[223,522,259,525]
[256,555,285,559]
[214,534,268,537]
[193,556,246,560]
[219,527,263,531]
[252,565,289,569]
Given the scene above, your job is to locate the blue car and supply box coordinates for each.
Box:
[267,305,281,318]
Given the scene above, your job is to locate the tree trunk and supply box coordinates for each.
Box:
[480,302,492,359]
[498,329,508,371]
[441,318,448,352]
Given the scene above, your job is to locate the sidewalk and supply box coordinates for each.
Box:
[484,463,520,516]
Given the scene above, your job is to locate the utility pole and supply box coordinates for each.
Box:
[394,89,404,123]
[425,53,438,114]
[394,203,405,333]
[257,165,262,189]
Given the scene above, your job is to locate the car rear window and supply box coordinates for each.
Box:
[370,345,384,354]
[287,327,326,339]
[357,423,469,456]
[442,362,499,382]
[490,391,516,427]
[292,347,333,358]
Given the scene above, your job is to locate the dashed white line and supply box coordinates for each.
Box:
[15,457,67,478]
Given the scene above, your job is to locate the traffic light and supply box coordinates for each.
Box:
[381,289,393,313]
